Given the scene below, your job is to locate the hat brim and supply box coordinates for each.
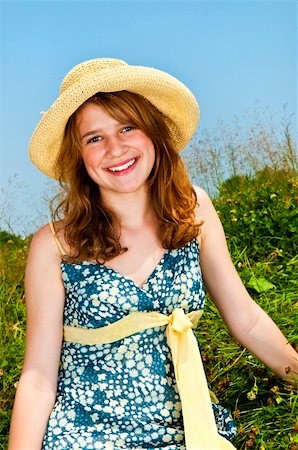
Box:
[29,64,199,180]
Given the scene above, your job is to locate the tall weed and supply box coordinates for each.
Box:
[0,111,297,448]
[201,167,298,449]
[0,233,29,448]
[184,106,297,195]
[214,167,298,261]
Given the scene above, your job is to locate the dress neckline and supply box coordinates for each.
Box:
[62,247,172,291]
[61,239,198,291]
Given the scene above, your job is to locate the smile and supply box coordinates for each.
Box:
[106,158,137,173]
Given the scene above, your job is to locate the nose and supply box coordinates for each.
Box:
[105,135,126,158]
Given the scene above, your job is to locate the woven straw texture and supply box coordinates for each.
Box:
[29,58,199,180]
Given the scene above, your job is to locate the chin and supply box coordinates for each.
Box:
[111,182,149,195]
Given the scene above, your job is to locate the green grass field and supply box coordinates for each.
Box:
[1,167,297,449]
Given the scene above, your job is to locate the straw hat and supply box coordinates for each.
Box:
[29,58,199,180]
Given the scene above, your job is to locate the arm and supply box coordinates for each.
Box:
[196,187,298,382]
[8,224,65,450]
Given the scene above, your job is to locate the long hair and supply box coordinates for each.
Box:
[52,91,202,262]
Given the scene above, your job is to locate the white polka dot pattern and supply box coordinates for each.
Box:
[42,239,236,449]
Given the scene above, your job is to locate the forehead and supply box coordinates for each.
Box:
[76,102,113,122]
[77,98,136,125]
[76,102,130,130]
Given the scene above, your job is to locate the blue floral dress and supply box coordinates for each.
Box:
[42,238,236,449]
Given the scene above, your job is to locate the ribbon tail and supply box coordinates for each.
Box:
[167,326,237,450]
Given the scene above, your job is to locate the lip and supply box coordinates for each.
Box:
[104,157,139,176]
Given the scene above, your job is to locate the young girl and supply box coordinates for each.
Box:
[9,58,297,450]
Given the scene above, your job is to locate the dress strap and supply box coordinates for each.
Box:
[49,221,66,257]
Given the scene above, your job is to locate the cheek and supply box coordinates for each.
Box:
[148,143,156,165]
[81,149,102,168]
[140,135,155,156]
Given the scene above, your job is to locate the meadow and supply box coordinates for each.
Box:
[0,111,297,449]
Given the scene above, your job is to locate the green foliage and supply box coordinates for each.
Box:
[199,167,298,449]
[0,232,29,449]
[1,169,297,449]
[183,105,297,196]
[214,167,298,261]
[199,290,298,449]
[0,231,24,247]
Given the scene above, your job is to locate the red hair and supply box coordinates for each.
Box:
[52,91,201,262]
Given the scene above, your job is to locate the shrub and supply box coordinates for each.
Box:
[213,167,298,261]
[0,232,29,447]
[1,169,297,449]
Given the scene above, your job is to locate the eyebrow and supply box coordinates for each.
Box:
[80,129,102,140]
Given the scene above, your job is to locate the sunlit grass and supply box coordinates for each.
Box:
[0,235,28,449]
[197,167,298,449]
[1,163,297,449]
[199,273,298,449]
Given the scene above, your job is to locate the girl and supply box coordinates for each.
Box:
[9,58,297,450]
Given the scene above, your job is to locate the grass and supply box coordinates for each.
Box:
[0,234,28,449]
[201,167,298,449]
[198,261,298,449]
[1,166,298,449]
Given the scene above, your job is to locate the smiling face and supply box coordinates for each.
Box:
[76,102,156,199]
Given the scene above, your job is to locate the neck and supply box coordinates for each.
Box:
[100,187,155,230]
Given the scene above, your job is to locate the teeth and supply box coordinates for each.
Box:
[108,159,136,172]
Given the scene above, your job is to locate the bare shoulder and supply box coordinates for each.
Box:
[25,223,65,318]
[31,223,55,245]
[193,186,218,221]
[31,223,57,254]
[192,185,226,246]
[193,185,211,202]
[26,223,65,275]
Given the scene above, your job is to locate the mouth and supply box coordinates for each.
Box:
[105,157,139,175]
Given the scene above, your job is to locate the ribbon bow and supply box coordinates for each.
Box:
[64,308,236,449]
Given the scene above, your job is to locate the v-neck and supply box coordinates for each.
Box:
[62,248,172,291]
[100,248,171,290]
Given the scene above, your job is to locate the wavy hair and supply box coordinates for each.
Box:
[52,91,201,262]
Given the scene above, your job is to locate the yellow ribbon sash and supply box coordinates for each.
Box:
[64,308,236,450]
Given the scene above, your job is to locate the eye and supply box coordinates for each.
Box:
[87,135,102,144]
[121,126,134,133]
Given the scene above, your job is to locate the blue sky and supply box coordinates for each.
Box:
[0,0,297,235]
